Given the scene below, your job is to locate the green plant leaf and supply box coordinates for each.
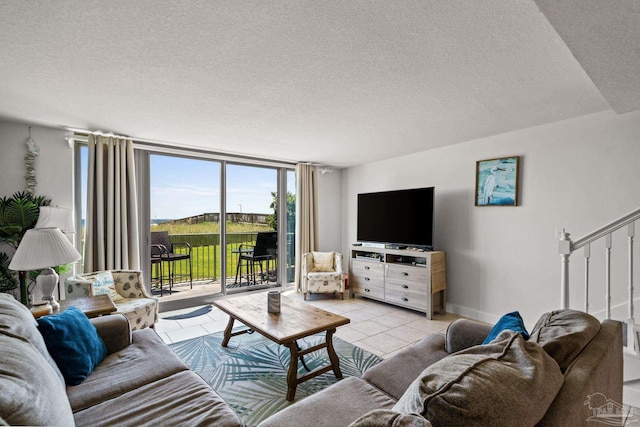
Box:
[0,252,18,293]
[0,191,51,301]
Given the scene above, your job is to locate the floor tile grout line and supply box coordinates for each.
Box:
[157,293,459,356]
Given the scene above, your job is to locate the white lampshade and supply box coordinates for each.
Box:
[35,207,75,234]
[8,228,81,271]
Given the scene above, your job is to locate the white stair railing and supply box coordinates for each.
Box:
[559,207,640,352]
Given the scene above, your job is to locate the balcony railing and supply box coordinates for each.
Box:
[156,231,295,284]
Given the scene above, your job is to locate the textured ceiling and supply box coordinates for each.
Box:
[0,1,634,167]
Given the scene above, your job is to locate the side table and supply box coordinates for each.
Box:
[53,295,117,318]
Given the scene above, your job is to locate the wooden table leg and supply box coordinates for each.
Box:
[221,316,235,347]
[286,342,299,401]
[326,328,342,379]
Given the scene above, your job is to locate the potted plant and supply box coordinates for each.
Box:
[0,191,51,304]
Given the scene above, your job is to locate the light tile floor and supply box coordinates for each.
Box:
[155,290,461,359]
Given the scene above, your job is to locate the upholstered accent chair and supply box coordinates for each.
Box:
[302,251,345,300]
[64,270,158,331]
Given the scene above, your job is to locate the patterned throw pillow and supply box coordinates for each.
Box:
[81,271,124,303]
[311,252,335,272]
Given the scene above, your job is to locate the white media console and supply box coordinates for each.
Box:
[349,246,446,319]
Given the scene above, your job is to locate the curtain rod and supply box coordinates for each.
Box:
[66,127,298,168]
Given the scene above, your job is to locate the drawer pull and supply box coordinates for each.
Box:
[402,272,409,276]
[364,266,370,270]
[364,277,370,281]
[364,288,370,292]
[401,297,408,302]
[401,285,409,289]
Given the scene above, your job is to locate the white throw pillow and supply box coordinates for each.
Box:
[311,252,335,272]
[79,271,124,303]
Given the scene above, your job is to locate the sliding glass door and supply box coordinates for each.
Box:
[150,154,222,298]
[225,164,278,293]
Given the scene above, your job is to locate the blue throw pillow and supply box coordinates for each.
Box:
[482,311,530,344]
[37,306,107,385]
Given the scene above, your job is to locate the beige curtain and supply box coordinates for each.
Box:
[84,135,140,272]
[294,163,318,291]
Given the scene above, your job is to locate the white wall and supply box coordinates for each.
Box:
[0,120,74,301]
[342,110,640,327]
[316,168,343,252]
[0,120,73,207]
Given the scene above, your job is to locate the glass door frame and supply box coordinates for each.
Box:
[133,144,295,308]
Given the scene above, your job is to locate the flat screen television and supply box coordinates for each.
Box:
[357,187,434,249]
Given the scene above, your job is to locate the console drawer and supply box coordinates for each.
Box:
[385,286,428,311]
[350,276,384,298]
[351,260,384,276]
[386,264,429,282]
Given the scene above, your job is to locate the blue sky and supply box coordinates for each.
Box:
[151,155,295,220]
[81,148,295,220]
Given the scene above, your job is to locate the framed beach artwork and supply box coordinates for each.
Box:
[475,156,520,206]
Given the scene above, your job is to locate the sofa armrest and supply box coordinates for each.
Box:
[90,314,131,354]
[537,319,623,426]
[445,318,493,353]
[363,332,449,400]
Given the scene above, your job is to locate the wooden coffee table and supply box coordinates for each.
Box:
[213,293,350,401]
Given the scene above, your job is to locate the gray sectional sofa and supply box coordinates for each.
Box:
[0,293,242,427]
[258,309,623,427]
[0,290,623,427]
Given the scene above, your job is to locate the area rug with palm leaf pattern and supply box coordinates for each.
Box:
[169,329,382,427]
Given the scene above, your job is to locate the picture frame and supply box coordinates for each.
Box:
[475,156,520,206]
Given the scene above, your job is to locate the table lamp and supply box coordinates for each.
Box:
[8,227,81,308]
[35,206,75,233]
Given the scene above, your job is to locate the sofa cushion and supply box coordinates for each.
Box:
[312,251,335,272]
[482,311,529,344]
[37,306,107,385]
[528,309,601,372]
[67,327,189,411]
[0,293,65,385]
[0,328,74,426]
[258,377,396,427]
[393,331,563,427]
[349,410,432,427]
[72,370,243,427]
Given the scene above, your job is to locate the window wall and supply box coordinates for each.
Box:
[75,141,296,309]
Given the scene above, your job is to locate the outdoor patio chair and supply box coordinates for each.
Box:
[151,231,193,296]
[236,231,277,286]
